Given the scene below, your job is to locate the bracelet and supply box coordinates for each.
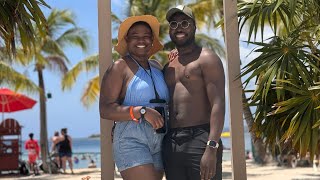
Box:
[129,106,138,123]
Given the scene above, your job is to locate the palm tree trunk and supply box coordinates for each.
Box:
[242,88,267,164]
[37,68,49,172]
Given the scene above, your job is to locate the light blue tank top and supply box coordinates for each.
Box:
[122,59,169,107]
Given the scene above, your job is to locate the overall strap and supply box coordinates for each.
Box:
[128,54,160,99]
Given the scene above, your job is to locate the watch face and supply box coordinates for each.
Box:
[140,108,146,114]
[209,141,216,146]
[208,140,219,148]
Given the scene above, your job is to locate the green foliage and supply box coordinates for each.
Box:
[0,61,39,93]
[0,0,50,56]
[239,0,320,158]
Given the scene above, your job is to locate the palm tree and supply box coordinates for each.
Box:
[17,9,89,171]
[62,0,225,107]
[239,0,320,159]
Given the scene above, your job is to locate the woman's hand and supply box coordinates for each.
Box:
[144,107,164,129]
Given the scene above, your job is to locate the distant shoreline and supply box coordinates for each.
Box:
[88,134,100,138]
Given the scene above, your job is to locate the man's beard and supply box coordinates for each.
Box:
[172,35,195,48]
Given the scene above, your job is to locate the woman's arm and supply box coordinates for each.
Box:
[99,59,139,121]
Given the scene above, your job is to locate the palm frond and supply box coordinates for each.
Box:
[42,38,70,63]
[81,76,100,108]
[46,9,76,36]
[62,54,98,90]
[0,61,39,93]
[0,0,49,55]
[46,55,68,75]
[56,28,89,52]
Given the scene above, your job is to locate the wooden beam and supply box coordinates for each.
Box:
[98,0,114,179]
[223,0,247,179]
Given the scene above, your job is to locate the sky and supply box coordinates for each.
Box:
[5,0,270,140]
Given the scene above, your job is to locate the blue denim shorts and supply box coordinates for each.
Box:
[113,120,165,172]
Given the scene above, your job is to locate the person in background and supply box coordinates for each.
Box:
[99,15,169,180]
[25,133,40,176]
[73,156,79,164]
[51,131,61,169]
[81,154,86,160]
[88,159,97,168]
[163,5,225,180]
[57,128,74,174]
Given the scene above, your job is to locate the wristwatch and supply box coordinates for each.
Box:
[207,140,219,149]
[139,106,147,119]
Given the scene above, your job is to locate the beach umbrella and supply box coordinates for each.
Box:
[0,88,37,120]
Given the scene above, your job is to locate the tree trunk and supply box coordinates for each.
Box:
[38,68,49,172]
[242,88,267,164]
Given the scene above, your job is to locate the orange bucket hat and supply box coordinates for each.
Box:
[114,15,163,57]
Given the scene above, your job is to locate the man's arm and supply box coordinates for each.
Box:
[202,49,225,143]
[200,49,225,180]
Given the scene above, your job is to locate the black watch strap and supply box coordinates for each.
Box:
[140,106,146,119]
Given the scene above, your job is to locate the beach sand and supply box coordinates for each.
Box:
[1,160,320,180]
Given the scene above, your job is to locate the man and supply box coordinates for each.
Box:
[25,133,40,175]
[163,5,225,180]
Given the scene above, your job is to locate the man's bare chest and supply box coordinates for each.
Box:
[165,61,202,88]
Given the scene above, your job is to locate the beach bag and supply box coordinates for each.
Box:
[50,150,59,157]
[19,161,29,175]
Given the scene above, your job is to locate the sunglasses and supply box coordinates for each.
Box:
[169,20,191,29]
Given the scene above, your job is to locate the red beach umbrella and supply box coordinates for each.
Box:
[0,88,37,120]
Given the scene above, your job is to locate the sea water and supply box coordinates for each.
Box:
[21,138,101,169]
[21,132,252,169]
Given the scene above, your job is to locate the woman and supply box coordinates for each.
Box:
[58,128,74,174]
[99,15,169,180]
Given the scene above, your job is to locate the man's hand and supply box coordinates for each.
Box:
[168,49,178,62]
[200,148,217,180]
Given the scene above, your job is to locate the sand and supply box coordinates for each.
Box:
[1,160,320,180]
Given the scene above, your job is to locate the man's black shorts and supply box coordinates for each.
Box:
[162,123,223,180]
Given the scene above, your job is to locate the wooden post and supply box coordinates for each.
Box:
[223,0,247,179]
[98,0,114,179]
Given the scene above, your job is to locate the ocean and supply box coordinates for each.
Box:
[21,132,252,169]
[21,138,102,169]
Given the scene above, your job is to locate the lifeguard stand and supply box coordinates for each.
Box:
[0,118,22,173]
